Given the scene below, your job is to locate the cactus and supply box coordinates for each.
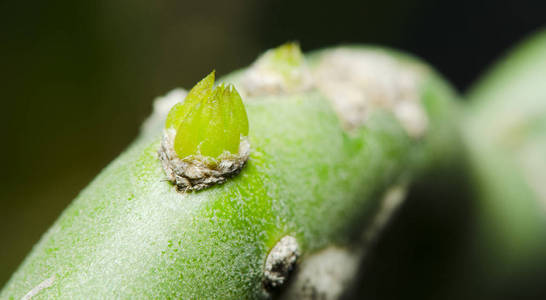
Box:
[1,44,459,299]
[460,29,546,295]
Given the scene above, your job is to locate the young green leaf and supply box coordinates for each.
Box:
[165,71,215,130]
[168,73,249,160]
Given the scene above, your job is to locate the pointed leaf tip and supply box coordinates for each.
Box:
[168,73,249,160]
[165,70,216,130]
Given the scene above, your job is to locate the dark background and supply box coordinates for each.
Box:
[1,0,545,296]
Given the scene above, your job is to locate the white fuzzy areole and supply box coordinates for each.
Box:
[263,236,300,291]
[313,49,428,138]
[281,247,359,300]
[158,129,250,192]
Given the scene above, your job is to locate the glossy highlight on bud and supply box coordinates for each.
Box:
[166,71,249,160]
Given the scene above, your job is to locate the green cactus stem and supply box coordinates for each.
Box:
[1,44,459,299]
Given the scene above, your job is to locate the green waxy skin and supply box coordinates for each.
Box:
[1,46,459,299]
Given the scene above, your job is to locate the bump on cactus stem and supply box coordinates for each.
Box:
[265,42,306,81]
[311,48,428,137]
[241,42,313,96]
[263,236,300,292]
[158,72,250,192]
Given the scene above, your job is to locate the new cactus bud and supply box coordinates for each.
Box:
[241,42,313,95]
[159,72,250,192]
